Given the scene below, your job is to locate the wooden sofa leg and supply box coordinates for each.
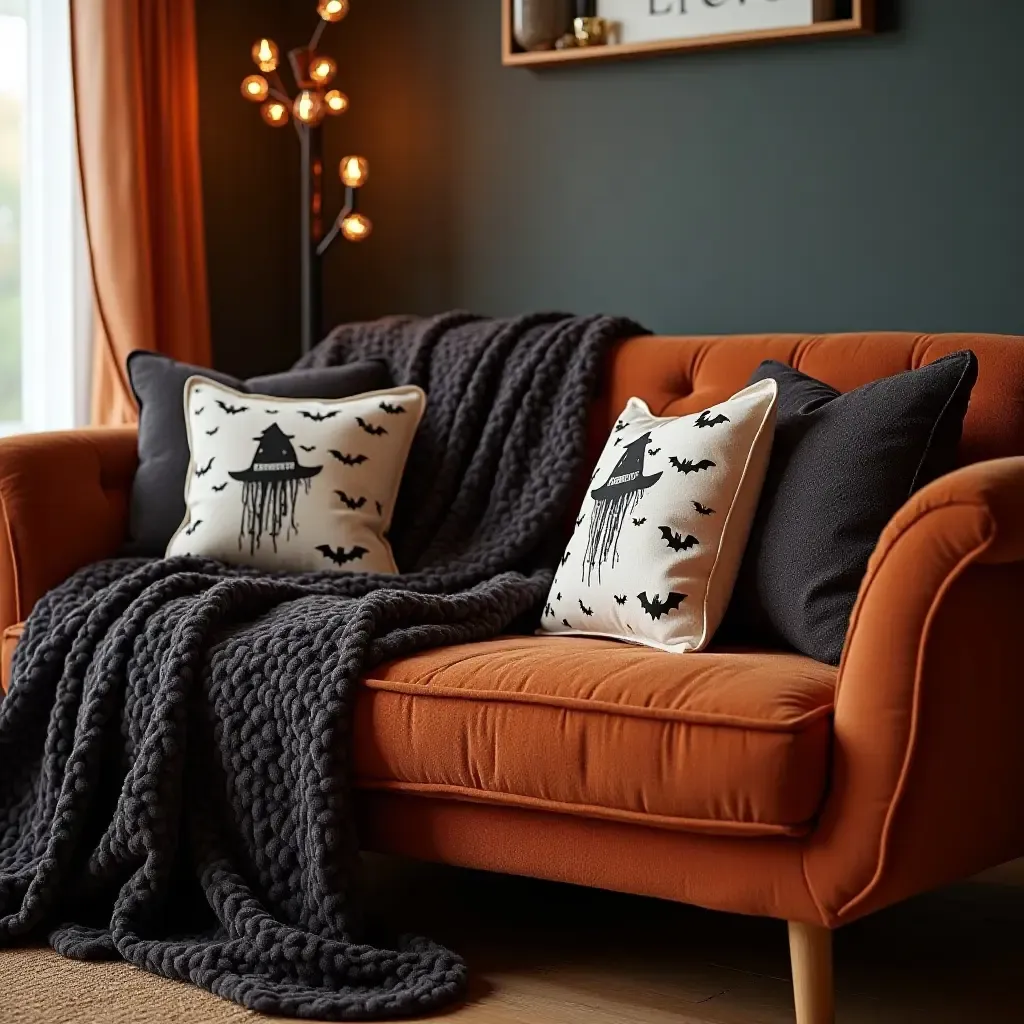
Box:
[788,921,834,1024]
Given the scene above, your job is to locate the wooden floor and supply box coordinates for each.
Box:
[2,855,1023,1023]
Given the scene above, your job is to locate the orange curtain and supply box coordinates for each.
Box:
[71,0,212,426]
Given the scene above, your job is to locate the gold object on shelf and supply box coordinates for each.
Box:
[573,16,609,47]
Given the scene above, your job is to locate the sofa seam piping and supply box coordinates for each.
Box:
[360,677,835,734]
[356,780,812,838]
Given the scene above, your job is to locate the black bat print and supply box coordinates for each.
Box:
[335,491,366,510]
[379,401,406,415]
[579,599,593,616]
[638,592,687,620]
[562,618,571,628]
[669,457,716,475]
[375,501,383,516]
[216,400,249,415]
[316,544,369,566]
[614,594,627,606]
[299,410,339,422]
[356,417,388,437]
[184,520,202,536]
[329,451,368,466]
[693,501,716,516]
[265,409,279,414]
[632,517,646,526]
[205,427,219,436]
[696,410,730,429]
[194,407,205,415]
[614,420,628,432]
[544,603,554,618]
[648,448,661,456]
[576,514,585,527]
[556,592,562,601]
[212,482,228,493]
[195,458,215,478]
[560,551,570,566]
[626,624,635,633]
[659,527,699,552]
[613,437,622,447]
[300,445,316,453]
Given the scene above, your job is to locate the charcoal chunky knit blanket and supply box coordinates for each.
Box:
[0,312,644,1019]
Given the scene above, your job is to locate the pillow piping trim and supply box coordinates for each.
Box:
[907,351,975,496]
[696,378,779,651]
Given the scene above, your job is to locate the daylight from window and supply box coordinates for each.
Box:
[0,8,26,424]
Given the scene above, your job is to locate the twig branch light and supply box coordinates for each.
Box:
[241,0,371,356]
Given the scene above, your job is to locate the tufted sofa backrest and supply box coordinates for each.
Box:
[592,333,1024,469]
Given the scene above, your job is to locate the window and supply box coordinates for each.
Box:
[0,0,89,436]
[0,2,25,427]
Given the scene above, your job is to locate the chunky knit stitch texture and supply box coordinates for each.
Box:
[0,312,644,1019]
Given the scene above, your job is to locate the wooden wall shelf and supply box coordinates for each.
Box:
[501,0,875,67]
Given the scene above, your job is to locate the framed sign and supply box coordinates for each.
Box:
[598,1,835,46]
[501,0,875,68]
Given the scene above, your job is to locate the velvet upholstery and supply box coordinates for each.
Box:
[356,637,835,836]
[3,332,1023,931]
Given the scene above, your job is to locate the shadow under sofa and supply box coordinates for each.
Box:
[2,331,1024,1024]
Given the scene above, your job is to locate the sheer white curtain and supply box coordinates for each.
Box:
[0,0,90,435]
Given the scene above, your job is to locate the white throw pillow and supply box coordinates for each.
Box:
[166,376,425,573]
[539,379,778,653]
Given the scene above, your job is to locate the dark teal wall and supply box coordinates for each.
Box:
[198,0,1024,375]
[196,0,309,376]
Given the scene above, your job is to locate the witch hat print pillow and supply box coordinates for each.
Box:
[166,376,426,573]
[539,379,778,653]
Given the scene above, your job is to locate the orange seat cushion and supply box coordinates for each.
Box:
[1,627,836,837]
[355,637,836,837]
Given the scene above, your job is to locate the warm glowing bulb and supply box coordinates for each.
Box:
[241,75,269,102]
[252,38,279,72]
[309,56,336,85]
[293,89,325,125]
[340,213,372,242]
[325,90,349,114]
[260,100,289,127]
[340,156,369,188]
[318,0,350,23]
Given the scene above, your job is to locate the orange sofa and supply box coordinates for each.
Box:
[3,332,1024,1024]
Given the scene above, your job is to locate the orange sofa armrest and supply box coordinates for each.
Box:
[0,428,138,635]
[804,457,1024,926]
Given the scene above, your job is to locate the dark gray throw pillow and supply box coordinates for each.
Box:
[724,351,978,665]
[126,351,393,556]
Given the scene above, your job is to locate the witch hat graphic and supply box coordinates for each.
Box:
[584,431,663,585]
[590,433,663,502]
[230,423,322,484]
[230,423,322,553]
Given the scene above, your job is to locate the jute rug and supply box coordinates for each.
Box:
[0,948,297,1024]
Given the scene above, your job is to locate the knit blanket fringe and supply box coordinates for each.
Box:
[0,312,643,1019]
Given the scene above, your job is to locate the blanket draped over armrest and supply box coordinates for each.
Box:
[0,312,644,1019]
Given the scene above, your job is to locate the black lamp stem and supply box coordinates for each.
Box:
[299,123,323,356]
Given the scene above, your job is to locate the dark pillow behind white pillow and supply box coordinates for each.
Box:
[126,351,393,556]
